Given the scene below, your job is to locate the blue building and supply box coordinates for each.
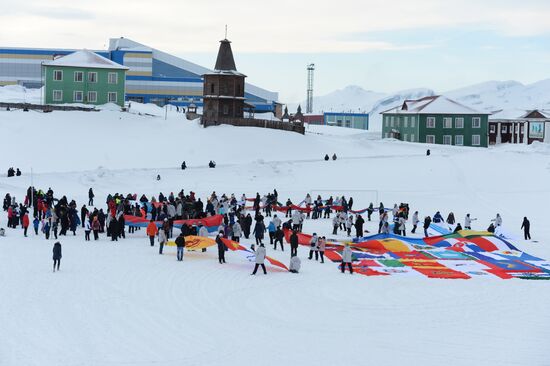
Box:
[323,112,369,130]
[0,37,279,114]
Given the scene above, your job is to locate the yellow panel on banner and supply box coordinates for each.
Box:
[166,236,216,250]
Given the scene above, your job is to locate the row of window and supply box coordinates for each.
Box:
[52,90,117,103]
[52,70,118,84]
[385,116,416,128]
[426,117,481,128]
[426,134,481,146]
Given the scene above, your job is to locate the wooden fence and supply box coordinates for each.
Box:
[202,117,305,135]
[0,102,97,112]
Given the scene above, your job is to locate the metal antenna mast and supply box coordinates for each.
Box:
[306,63,315,113]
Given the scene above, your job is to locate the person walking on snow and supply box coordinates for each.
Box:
[318,236,326,263]
[423,216,432,237]
[521,217,531,240]
[52,241,62,272]
[253,220,265,248]
[22,213,30,237]
[251,243,267,275]
[341,244,353,274]
[290,229,299,257]
[88,188,94,206]
[146,219,158,246]
[274,226,284,251]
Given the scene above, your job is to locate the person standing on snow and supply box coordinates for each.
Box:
[158,229,167,255]
[318,236,326,263]
[332,215,339,235]
[341,244,353,274]
[232,220,242,242]
[251,243,267,275]
[308,233,319,260]
[411,211,419,234]
[253,220,266,248]
[493,214,502,227]
[464,214,477,230]
[88,188,94,206]
[423,216,432,237]
[274,226,284,251]
[216,231,226,264]
[367,203,374,221]
[92,217,100,240]
[175,233,185,261]
[52,241,62,272]
[521,217,531,240]
[84,216,91,241]
[290,229,299,257]
[354,214,364,238]
[22,213,29,237]
[146,219,158,246]
[398,216,407,236]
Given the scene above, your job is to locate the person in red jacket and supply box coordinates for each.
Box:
[22,213,30,237]
[146,219,158,246]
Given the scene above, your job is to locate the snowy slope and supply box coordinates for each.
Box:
[1,102,550,366]
[287,79,550,131]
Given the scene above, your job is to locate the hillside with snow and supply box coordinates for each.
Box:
[1,105,550,366]
[288,79,550,131]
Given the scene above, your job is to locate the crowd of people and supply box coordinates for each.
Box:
[6,167,21,177]
[2,186,534,275]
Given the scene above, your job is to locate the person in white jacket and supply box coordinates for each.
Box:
[232,221,242,242]
[289,255,301,273]
[398,216,407,236]
[493,214,502,227]
[346,215,354,236]
[341,244,353,274]
[84,218,91,241]
[332,215,339,235]
[411,211,419,234]
[272,214,282,228]
[308,233,319,260]
[464,214,477,230]
[158,229,167,255]
[251,243,267,275]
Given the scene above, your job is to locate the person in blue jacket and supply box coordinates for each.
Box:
[52,241,62,272]
[33,216,40,235]
[433,211,443,223]
[267,220,276,245]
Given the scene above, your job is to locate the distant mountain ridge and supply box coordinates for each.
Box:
[289,79,550,131]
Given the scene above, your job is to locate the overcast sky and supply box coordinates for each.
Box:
[1,0,549,102]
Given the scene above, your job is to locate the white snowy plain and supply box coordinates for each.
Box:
[0,105,549,366]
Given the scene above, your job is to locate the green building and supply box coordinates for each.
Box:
[43,50,128,107]
[324,112,369,130]
[381,96,490,147]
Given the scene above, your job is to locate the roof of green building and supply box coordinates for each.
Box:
[381,95,490,115]
[43,50,129,70]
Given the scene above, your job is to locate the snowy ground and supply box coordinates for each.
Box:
[1,105,549,366]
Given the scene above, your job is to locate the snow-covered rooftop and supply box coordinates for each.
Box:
[381,95,488,115]
[43,50,129,70]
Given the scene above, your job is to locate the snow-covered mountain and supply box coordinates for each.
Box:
[289,79,550,131]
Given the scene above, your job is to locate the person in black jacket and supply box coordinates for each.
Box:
[109,216,118,241]
[324,154,329,161]
[521,217,531,240]
[52,241,62,272]
[423,216,432,237]
[216,231,226,264]
[290,230,299,257]
[354,214,364,238]
[81,205,88,228]
[274,226,284,251]
[181,161,186,170]
[88,188,94,206]
[175,233,185,261]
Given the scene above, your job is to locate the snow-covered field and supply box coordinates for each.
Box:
[1,105,549,366]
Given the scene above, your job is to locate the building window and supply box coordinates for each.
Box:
[403,133,408,141]
[443,135,452,145]
[210,83,215,94]
[411,116,416,127]
[74,71,83,82]
[427,117,436,128]
[236,84,241,95]
[426,135,435,144]
[108,92,117,103]
[404,116,408,128]
[490,124,496,133]
[502,125,508,133]
[410,134,415,142]
[52,90,62,101]
[108,72,118,84]
[455,118,464,128]
[73,91,83,102]
[455,135,464,146]
[345,120,351,128]
[384,133,389,138]
[443,117,452,128]
[88,72,98,83]
[53,70,63,81]
[385,119,389,127]
[391,116,395,127]
[472,117,481,128]
[88,91,97,103]
[472,135,481,146]
[521,125,525,133]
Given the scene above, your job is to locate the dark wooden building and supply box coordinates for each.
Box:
[489,109,550,145]
[202,38,246,124]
